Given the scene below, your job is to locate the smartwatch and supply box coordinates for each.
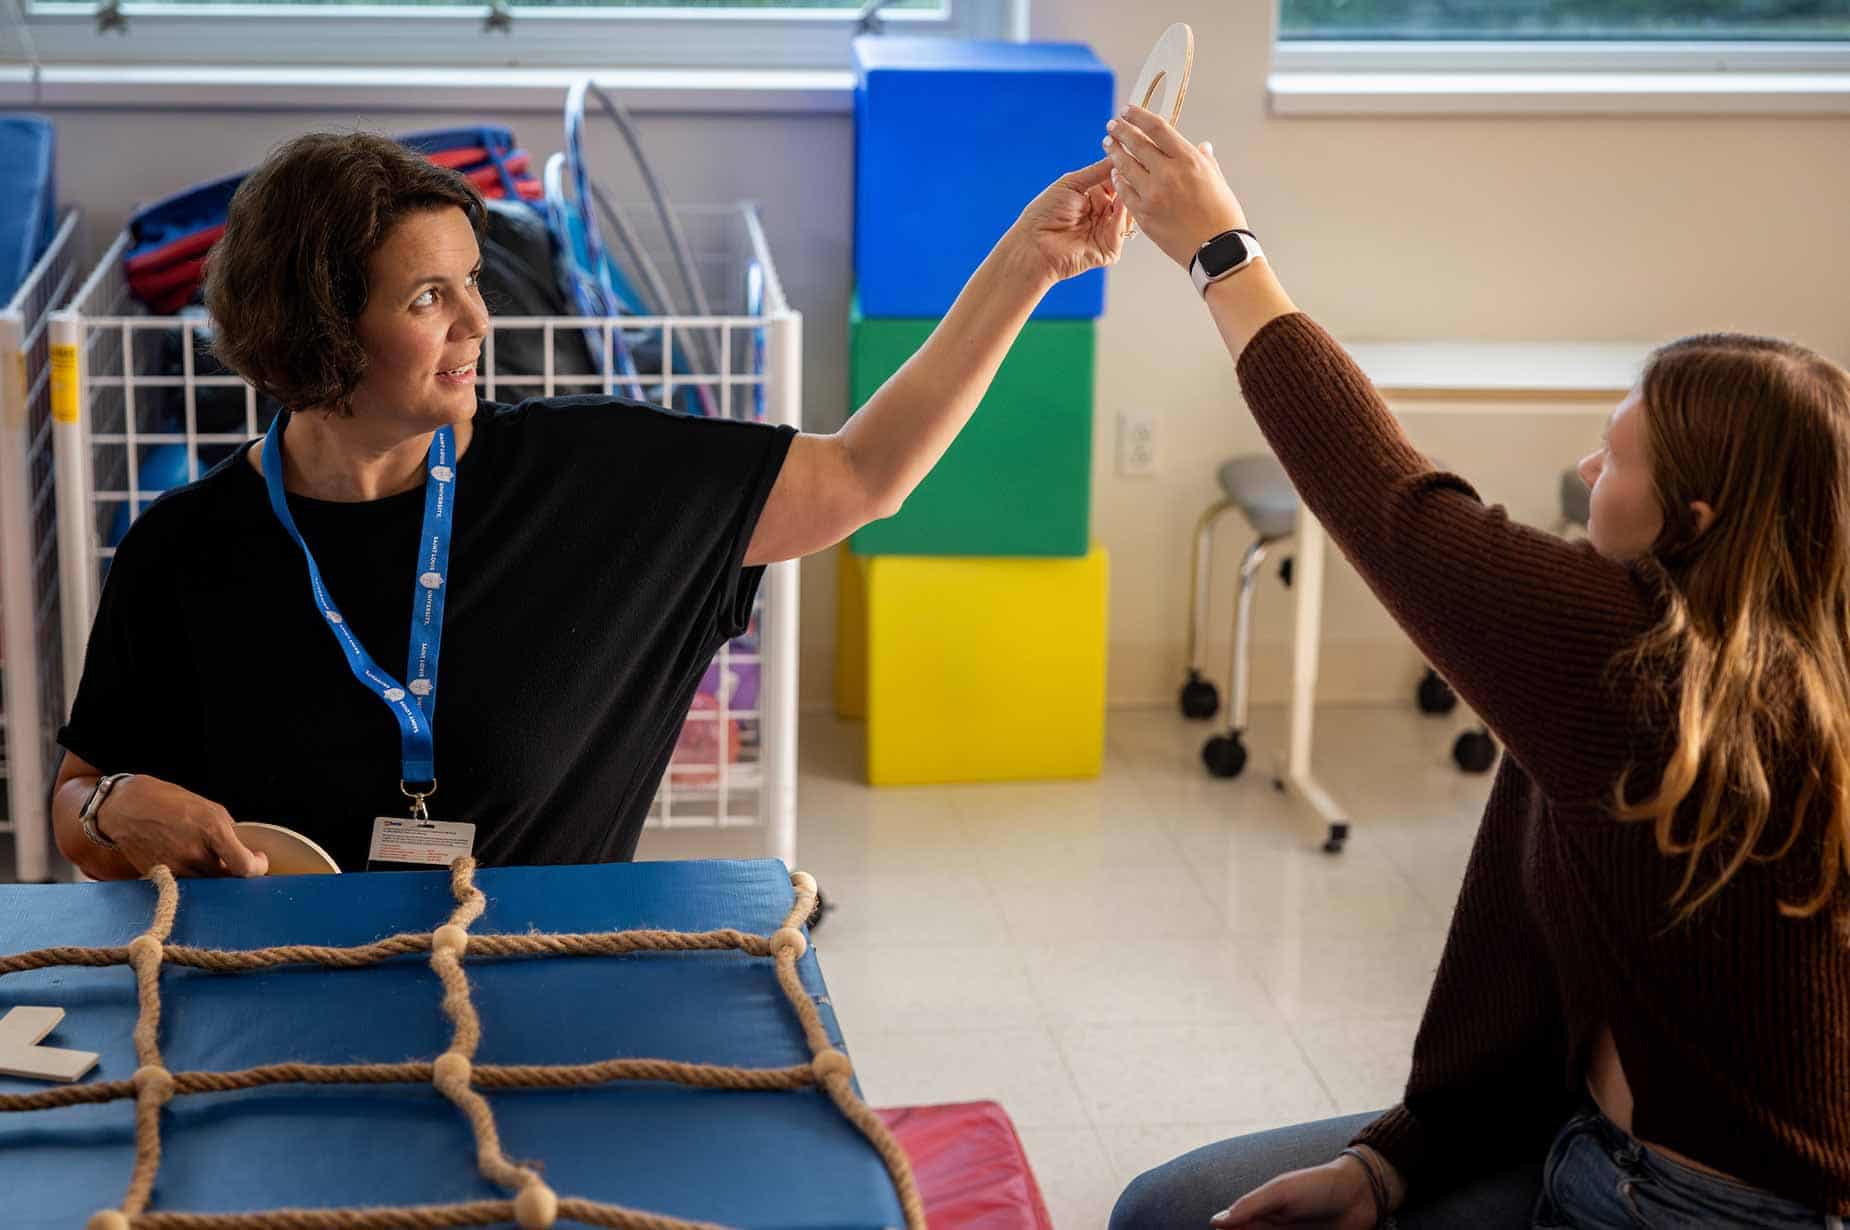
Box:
[1189,228,1264,297]
[78,772,134,849]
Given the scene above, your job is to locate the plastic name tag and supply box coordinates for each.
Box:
[367,817,477,871]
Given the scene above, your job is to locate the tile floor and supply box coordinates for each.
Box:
[652,701,1494,1228]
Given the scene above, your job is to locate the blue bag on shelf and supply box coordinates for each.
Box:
[124,127,543,313]
[0,116,58,306]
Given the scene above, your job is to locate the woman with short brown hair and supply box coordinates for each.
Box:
[205,131,490,415]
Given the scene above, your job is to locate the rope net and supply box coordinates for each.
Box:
[0,860,924,1230]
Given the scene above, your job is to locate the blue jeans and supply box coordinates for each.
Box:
[1109,1111,1540,1230]
[1536,1106,1845,1230]
[1110,1108,1844,1229]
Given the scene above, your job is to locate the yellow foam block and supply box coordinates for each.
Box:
[858,546,1108,786]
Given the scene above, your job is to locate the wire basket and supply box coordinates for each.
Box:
[0,209,83,882]
[48,202,801,867]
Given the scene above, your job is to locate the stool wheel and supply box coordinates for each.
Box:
[1417,668,1458,715]
[1180,672,1220,720]
[1322,822,1350,854]
[1202,732,1248,779]
[1453,730,1498,774]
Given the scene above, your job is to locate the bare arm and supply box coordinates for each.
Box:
[52,751,267,880]
[52,751,139,880]
[743,242,1050,566]
[744,159,1125,567]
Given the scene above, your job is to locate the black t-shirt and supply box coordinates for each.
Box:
[60,396,796,871]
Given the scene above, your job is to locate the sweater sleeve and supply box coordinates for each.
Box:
[1351,762,1579,1196]
[1233,313,1655,801]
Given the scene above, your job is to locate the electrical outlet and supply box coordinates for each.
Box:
[1117,409,1157,477]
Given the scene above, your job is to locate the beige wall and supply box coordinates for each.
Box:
[32,0,1850,711]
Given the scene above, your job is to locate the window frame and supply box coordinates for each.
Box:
[6,0,1025,70]
[1274,39,1850,75]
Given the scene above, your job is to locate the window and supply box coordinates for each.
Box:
[1271,0,1850,112]
[1280,1,1850,43]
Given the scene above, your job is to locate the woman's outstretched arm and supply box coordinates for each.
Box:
[1104,104,1654,799]
[743,159,1125,567]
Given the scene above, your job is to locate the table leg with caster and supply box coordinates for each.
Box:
[1282,511,1350,853]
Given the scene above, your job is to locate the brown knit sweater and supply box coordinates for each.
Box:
[1235,313,1850,1214]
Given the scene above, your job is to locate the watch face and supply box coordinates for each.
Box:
[1199,231,1253,278]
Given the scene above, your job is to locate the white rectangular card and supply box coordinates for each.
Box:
[368,817,476,869]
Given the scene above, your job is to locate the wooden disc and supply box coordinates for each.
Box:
[1130,22,1194,125]
[233,822,341,876]
[1123,23,1195,237]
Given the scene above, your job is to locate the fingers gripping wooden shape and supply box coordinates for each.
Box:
[1122,22,1195,239]
[233,822,342,875]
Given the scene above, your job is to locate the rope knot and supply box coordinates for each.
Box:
[514,1180,559,1229]
[432,924,470,956]
[132,1065,174,1104]
[768,926,808,961]
[432,1051,472,1095]
[811,1049,853,1084]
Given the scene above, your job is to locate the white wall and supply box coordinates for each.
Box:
[31,0,1850,712]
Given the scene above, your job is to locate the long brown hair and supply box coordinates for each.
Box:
[1616,333,1850,921]
[203,131,485,414]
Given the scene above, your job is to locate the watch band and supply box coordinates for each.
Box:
[1189,229,1264,298]
[79,772,133,849]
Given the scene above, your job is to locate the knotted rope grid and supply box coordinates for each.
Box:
[0,860,925,1230]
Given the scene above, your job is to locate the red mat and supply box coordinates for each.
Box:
[877,1102,1054,1229]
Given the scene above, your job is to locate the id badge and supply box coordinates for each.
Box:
[367,816,476,872]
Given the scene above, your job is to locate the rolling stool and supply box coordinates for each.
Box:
[1182,455,1299,778]
[1180,455,1499,781]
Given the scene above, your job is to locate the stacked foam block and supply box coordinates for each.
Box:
[839,38,1113,785]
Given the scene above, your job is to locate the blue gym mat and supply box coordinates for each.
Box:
[0,859,904,1229]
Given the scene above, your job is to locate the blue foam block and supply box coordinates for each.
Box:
[853,38,1114,321]
[0,860,903,1229]
[0,116,56,308]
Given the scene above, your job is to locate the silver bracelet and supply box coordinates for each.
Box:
[79,772,133,849]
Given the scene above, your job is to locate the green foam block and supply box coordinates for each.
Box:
[848,305,1093,557]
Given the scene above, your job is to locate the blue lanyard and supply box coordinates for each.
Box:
[260,413,457,796]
